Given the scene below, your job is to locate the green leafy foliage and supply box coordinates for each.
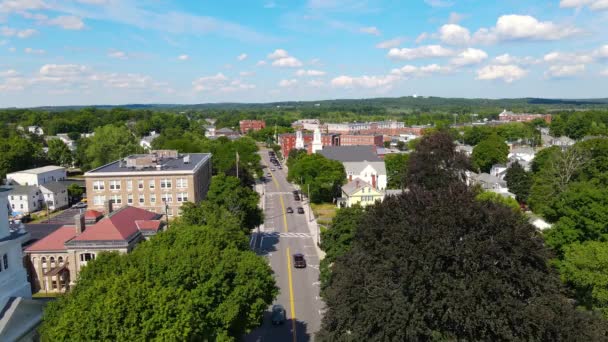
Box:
[83,125,143,171]
[471,134,509,172]
[0,133,47,180]
[384,153,409,189]
[287,153,345,203]
[318,185,608,341]
[476,190,520,210]
[40,222,277,341]
[205,174,263,230]
[46,139,73,167]
[505,162,532,203]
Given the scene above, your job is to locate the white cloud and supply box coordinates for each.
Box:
[594,45,608,59]
[8,47,16,52]
[376,37,404,49]
[448,12,465,24]
[424,0,454,8]
[24,47,45,54]
[0,0,47,13]
[560,0,608,11]
[415,32,429,44]
[471,15,582,44]
[279,79,297,87]
[439,24,471,45]
[239,71,255,77]
[543,51,594,64]
[268,49,289,59]
[76,0,111,4]
[177,54,189,61]
[308,79,324,87]
[390,64,451,76]
[360,26,381,36]
[272,56,302,68]
[601,69,608,76]
[388,45,455,60]
[46,16,85,30]
[295,69,326,76]
[450,48,488,66]
[237,53,248,61]
[545,64,586,78]
[494,54,540,65]
[0,69,19,77]
[108,50,127,59]
[192,73,254,92]
[1,26,37,38]
[256,60,267,66]
[330,74,400,89]
[476,64,527,83]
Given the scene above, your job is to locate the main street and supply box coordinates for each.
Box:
[246,149,325,342]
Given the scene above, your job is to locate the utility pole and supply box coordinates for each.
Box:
[307,183,311,222]
[163,199,169,230]
[236,151,239,179]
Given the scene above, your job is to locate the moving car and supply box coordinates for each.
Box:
[286,207,294,214]
[297,207,304,214]
[267,172,271,177]
[294,195,300,201]
[293,253,306,268]
[271,304,286,325]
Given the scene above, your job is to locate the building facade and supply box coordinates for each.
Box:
[279,132,340,157]
[84,150,212,217]
[7,186,41,216]
[498,110,552,124]
[239,120,266,133]
[6,165,67,187]
[337,178,385,208]
[339,134,384,147]
[39,182,69,211]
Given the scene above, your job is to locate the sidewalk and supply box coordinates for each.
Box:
[250,180,265,250]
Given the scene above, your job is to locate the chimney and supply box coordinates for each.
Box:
[372,174,377,189]
[105,199,113,214]
[74,213,85,234]
[348,174,352,182]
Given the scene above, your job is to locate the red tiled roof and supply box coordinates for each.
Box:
[84,209,103,220]
[72,206,159,242]
[25,226,76,252]
[135,220,162,231]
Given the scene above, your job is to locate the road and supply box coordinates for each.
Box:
[246,149,324,342]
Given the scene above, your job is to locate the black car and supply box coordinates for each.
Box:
[293,253,306,268]
[297,207,304,214]
[286,207,293,214]
[271,304,286,325]
[294,195,300,201]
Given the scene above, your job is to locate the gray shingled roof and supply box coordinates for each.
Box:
[318,146,381,162]
[6,185,38,195]
[341,178,373,196]
[40,181,67,194]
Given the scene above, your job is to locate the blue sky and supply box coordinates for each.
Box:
[0,0,607,107]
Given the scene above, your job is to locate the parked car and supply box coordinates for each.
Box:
[297,207,304,214]
[270,168,275,171]
[271,304,286,325]
[267,172,271,177]
[294,195,300,201]
[286,207,293,214]
[72,202,87,209]
[293,253,306,268]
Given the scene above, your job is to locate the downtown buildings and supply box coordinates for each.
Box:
[239,120,266,133]
[84,150,212,217]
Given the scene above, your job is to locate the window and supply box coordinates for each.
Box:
[138,180,144,189]
[110,194,122,204]
[177,192,188,202]
[149,180,155,189]
[93,181,105,190]
[19,195,22,200]
[160,178,172,189]
[161,193,173,203]
[167,208,174,217]
[2,253,7,269]
[127,194,133,204]
[126,180,133,191]
[93,195,105,205]
[176,178,187,188]
[11,204,14,209]
[80,253,95,262]
[50,257,56,268]
[41,257,47,272]
[109,180,121,190]
[10,196,13,200]
[150,193,156,203]
[58,257,64,266]
[139,194,145,204]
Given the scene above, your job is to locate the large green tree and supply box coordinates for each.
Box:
[84,125,142,170]
[471,134,509,172]
[46,138,73,167]
[505,161,532,203]
[318,185,608,341]
[40,222,277,341]
[0,133,46,181]
[384,153,409,189]
[205,174,263,230]
[287,153,345,203]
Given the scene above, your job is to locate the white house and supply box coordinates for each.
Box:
[319,146,388,191]
[39,182,69,211]
[6,165,67,187]
[468,172,515,198]
[139,131,160,151]
[56,134,76,151]
[204,125,216,137]
[490,164,509,180]
[0,188,43,341]
[455,144,474,156]
[26,126,44,136]
[7,186,42,216]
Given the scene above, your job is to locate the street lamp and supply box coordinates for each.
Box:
[162,198,169,230]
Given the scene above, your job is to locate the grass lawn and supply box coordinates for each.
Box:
[311,203,337,227]
[33,292,63,298]
[29,209,66,223]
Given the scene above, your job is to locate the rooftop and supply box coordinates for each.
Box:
[25,226,77,252]
[85,152,211,175]
[71,206,160,242]
[39,182,67,193]
[342,178,374,196]
[7,165,65,175]
[319,145,381,162]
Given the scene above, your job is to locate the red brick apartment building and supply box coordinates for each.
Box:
[340,134,384,147]
[498,110,552,124]
[279,133,340,157]
[239,120,266,133]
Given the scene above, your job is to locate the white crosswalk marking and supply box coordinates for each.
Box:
[264,232,312,238]
[265,192,294,195]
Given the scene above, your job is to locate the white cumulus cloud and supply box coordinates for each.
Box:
[46,16,85,30]
[237,53,248,61]
[545,64,586,78]
[178,54,189,61]
[330,74,400,89]
[267,49,302,68]
[439,24,471,45]
[476,64,527,83]
[360,26,381,36]
[388,45,455,60]
[450,48,488,66]
[560,0,608,11]
[471,15,582,44]
[375,37,404,49]
[279,79,298,87]
[295,69,326,76]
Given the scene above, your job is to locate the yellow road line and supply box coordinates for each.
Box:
[286,247,297,342]
[269,168,288,233]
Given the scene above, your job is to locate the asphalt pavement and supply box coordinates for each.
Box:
[246,150,325,342]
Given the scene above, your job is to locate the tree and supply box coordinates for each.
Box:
[384,153,409,189]
[67,183,83,202]
[505,162,532,203]
[531,146,561,173]
[319,206,365,295]
[206,174,263,230]
[406,131,469,191]
[558,241,608,318]
[47,138,73,167]
[472,134,509,172]
[287,153,345,203]
[0,133,46,181]
[476,190,520,211]
[40,222,277,341]
[318,185,608,341]
[84,125,142,170]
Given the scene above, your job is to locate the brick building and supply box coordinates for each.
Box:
[239,120,266,133]
[339,134,384,147]
[279,133,340,157]
[325,121,427,136]
[84,150,212,217]
[498,110,552,124]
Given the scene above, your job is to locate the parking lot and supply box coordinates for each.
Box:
[46,207,87,225]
